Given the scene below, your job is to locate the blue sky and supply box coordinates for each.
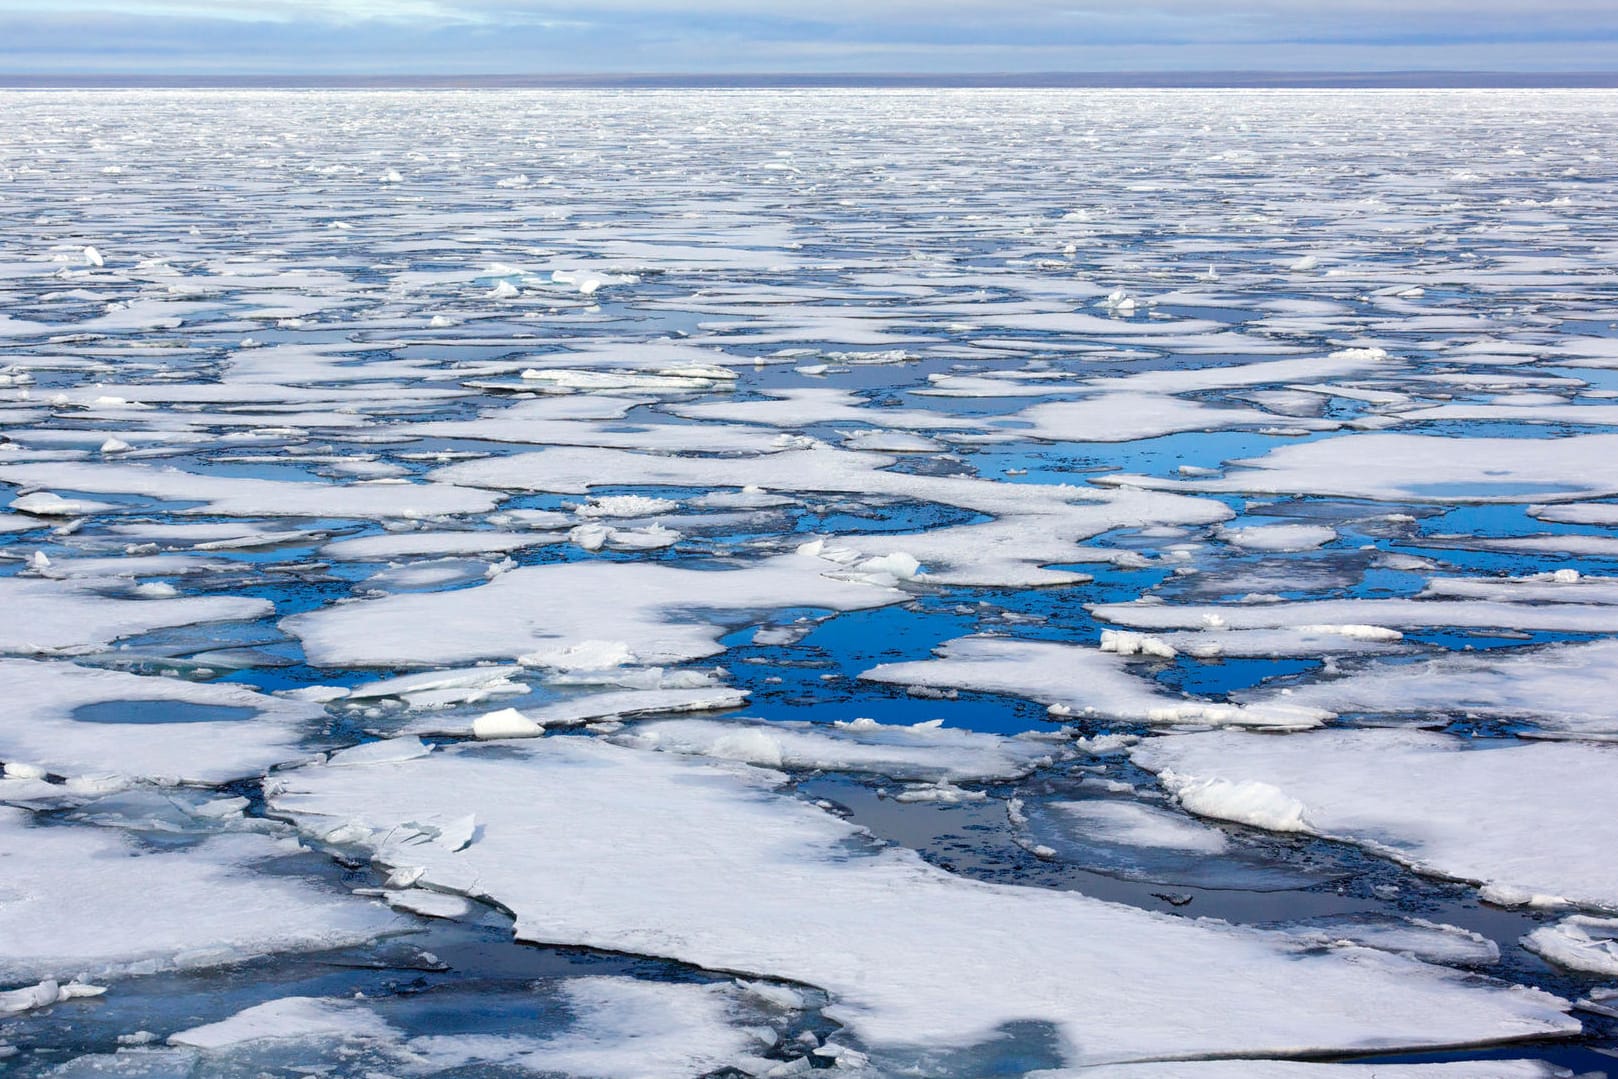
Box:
[1,0,1615,74]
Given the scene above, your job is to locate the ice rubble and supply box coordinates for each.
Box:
[1133,730,1618,910]
[267,738,1575,1066]
[0,978,105,1018]
[0,658,319,783]
[0,806,396,984]
[864,636,1327,728]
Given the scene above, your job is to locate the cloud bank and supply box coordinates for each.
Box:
[0,0,1614,74]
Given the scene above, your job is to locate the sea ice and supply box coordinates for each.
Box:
[284,552,906,668]
[267,737,1575,1067]
[0,806,397,983]
[0,658,320,782]
[864,636,1327,728]
[1134,729,1618,909]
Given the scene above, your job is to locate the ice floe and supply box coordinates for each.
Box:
[0,806,397,983]
[267,737,1576,1066]
[1134,729,1618,909]
[864,636,1327,728]
[0,658,319,783]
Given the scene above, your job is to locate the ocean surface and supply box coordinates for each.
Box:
[0,88,1616,1076]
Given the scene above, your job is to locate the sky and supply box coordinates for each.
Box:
[1,0,1616,75]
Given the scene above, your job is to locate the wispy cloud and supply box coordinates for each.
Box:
[0,0,1614,73]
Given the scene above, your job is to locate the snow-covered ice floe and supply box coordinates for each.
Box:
[0,806,397,984]
[266,738,1576,1068]
[864,636,1329,728]
[1133,729,1618,910]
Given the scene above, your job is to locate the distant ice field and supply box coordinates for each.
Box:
[1,88,1616,1076]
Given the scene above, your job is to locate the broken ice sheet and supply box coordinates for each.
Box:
[266,738,1576,1068]
[6,85,1618,1074]
[0,806,398,985]
[1241,638,1618,738]
[1133,729,1618,910]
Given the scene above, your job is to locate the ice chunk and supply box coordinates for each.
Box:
[408,977,774,1078]
[383,888,473,920]
[1043,800,1229,854]
[1220,523,1337,551]
[169,996,395,1049]
[0,461,502,519]
[1524,915,1618,976]
[410,687,748,738]
[1037,1061,1565,1078]
[1162,774,1311,833]
[0,978,105,1017]
[1277,916,1499,967]
[1101,433,1618,503]
[472,707,543,740]
[347,665,529,710]
[11,491,116,516]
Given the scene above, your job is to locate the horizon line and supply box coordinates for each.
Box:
[3,70,1618,90]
